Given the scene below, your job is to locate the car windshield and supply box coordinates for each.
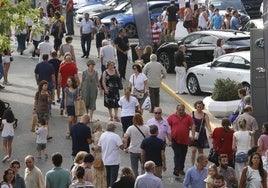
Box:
[225,37,250,46]
[114,2,129,10]
[125,7,133,14]
[210,0,245,10]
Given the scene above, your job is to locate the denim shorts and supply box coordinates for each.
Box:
[66,106,75,116]
[36,143,46,151]
[3,135,14,141]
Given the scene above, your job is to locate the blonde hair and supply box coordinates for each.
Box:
[143,45,152,54]
[73,151,88,163]
[91,120,102,133]
[238,118,247,130]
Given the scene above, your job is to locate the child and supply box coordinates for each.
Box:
[35,118,48,160]
[204,164,218,188]
[213,174,227,188]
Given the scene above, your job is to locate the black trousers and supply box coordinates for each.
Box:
[117,53,127,79]
[149,87,160,112]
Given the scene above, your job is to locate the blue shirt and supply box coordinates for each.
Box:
[230,16,241,30]
[134,172,163,188]
[211,14,222,29]
[183,166,207,188]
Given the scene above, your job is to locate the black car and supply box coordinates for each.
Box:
[157,30,250,73]
[241,0,262,18]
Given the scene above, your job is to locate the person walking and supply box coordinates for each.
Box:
[112,167,135,188]
[29,18,42,59]
[37,35,54,62]
[69,166,94,188]
[51,11,64,52]
[94,18,107,58]
[59,36,76,61]
[174,45,188,95]
[81,60,101,119]
[65,0,74,35]
[166,0,179,38]
[183,2,193,33]
[2,49,13,86]
[109,17,119,45]
[114,28,129,80]
[80,13,95,58]
[167,104,195,176]
[35,119,48,160]
[258,122,268,157]
[213,38,225,59]
[10,160,26,188]
[143,54,167,113]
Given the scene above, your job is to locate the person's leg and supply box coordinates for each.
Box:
[105,165,111,187]
[7,138,13,157]
[175,66,180,93]
[108,108,113,120]
[155,166,162,178]
[130,152,139,178]
[85,34,92,57]
[3,62,10,83]
[171,139,180,173]
[190,146,197,166]
[114,108,119,121]
[81,34,86,56]
[2,139,8,156]
[60,87,65,113]
[110,165,119,187]
[121,56,127,79]
[178,144,188,173]
[182,67,187,93]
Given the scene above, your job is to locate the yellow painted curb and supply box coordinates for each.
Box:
[160,82,216,130]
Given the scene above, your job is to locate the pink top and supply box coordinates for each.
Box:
[258,134,268,156]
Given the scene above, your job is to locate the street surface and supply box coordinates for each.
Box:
[0,22,220,187]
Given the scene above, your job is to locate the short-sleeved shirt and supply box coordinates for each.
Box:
[36,126,47,144]
[167,5,179,21]
[80,19,94,34]
[70,123,92,156]
[146,117,171,142]
[34,62,55,83]
[125,125,150,153]
[129,73,148,92]
[114,36,129,56]
[217,166,236,188]
[59,62,78,88]
[167,112,194,145]
[183,166,207,188]
[45,167,71,188]
[37,41,54,62]
[98,131,123,165]
[211,14,222,29]
[234,112,259,132]
[100,44,116,66]
[140,135,165,166]
[1,119,14,137]
[174,51,185,67]
[64,88,79,106]
[230,16,240,30]
[118,96,139,117]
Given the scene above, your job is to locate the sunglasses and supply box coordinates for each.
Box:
[154,112,161,114]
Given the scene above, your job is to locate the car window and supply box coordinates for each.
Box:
[183,34,202,45]
[199,35,218,45]
[225,37,250,46]
[213,56,233,67]
[150,6,164,14]
[231,56,250,69]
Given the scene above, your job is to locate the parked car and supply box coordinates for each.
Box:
[241,0,262,18]
[240,18,264,33]
[74,0,108,15]
[101,1,176,38]
[157,30,250,73]
[260,2,263,15]
[186,51,250,95]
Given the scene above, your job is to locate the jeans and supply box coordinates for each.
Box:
[81,33,92,56]
[172,139,188,171]
[149,87,160,113]
[175,66,187,94]
[32,40,40,57]
[117,53,127,79]
[66,11,74,35]
[105,165,119,187]
[130,152,143,178]
[0,63,3,80]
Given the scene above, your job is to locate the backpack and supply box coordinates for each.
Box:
[51,21,58,37]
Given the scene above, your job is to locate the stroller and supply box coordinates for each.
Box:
[0,100,18,129]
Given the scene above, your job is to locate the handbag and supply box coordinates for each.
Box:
[142,96,151,111]
[30,114,38,132]
[132,75,145,99]
[208,148,219,164]
[189,113,205,140]
[93,158,104,169]
[235,152,248,163]
[74,99,86,116]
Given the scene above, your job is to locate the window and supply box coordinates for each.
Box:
[199,35,218,45]
[213,56,233,67]
[183,34,202,45]
[231,56,250,69]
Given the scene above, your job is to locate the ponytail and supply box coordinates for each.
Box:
[124,87,131,102]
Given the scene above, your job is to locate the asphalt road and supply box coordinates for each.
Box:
[0,22,217,187]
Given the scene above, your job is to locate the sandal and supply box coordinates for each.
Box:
[66,132,70,139]
[114,116,120,122]
[109,117,113,121]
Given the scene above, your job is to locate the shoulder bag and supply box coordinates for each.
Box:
[134,125,146,138]
[189,112,205,140]
[132,75,145,99]
[208,130,226,164]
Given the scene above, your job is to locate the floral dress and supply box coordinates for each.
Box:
[104,71,120,109]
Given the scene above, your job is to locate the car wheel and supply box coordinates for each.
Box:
[158,51,174,73]
[187,74,201,95]
[124,23,136,38]
[242,82,251,95]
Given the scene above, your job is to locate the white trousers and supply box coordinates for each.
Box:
[175,66,187,94]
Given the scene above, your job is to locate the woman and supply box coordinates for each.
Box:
[204,164,218,188]
[0,168,15,188]
[70,166,94,188]
[239,152,267,188]
[71,151,88,181]
[1,110,15,162]
[102,61,121,121]
[79,153,94,183]
[198,5,209,30]
[211,118,234,167]
[232,118,254,178]
[213,38,225,59]
[81,60,101,119]
[16,24,27,55]
[141,45,153,65]
[94,18,107,58]
[112,167,135,188]
[59,36,76,61]
[2,49,13,85]
[129,64,149,114]
[258,122,268,156]
[91,121,106,188]
[109,17,119,44]
[192,4,199,32]
[189,101,212,166]
[123,113,150,178]
[64,76,80,139]
[183,2,193,33]
[118,87,139,135]
[34,80,52,140]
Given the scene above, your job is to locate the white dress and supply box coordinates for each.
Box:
[246,166,263,188]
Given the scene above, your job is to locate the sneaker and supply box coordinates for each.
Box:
[2,155,9,163]
[173,170,180,177]
[0,85,5,89]
[179,170,185,175]
[47,136,53,140]
[30,56,35,59]
[3,82,12,86]
[6,157,11,162]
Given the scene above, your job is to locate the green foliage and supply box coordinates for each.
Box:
[212,78,243,101]
[0,0,39,52]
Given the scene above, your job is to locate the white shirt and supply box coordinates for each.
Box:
[100,44,116,66]
[118,96,139,117]
[233,131,251,153]
[125,125,150,153]
[98,131,122,165]
[1,119,14,137]
[38,41,54,62]
[129,73,148,92]
[80,19,94,34]
[36,126,47,144]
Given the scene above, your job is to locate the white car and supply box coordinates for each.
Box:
[186,51,250,95]
[260,2,263,15]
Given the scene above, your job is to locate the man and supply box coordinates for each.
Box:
[217,154,238,188]
[114,28,129,80]
[230,10,241,30]
[34,54,56,92]
[213,174,227,188]
[166,0,179,38]
[70,114,92,157]
[80,13,95,58]
[151,19,162,53]
[98,123,124,187]
[167,104,195,176]
[10,160,26,188]
[143,54,167,112]
[45,152,71,188]
[37,35,54,62]
[146,107,171,145]
[210,8,222,30]
[65,0,74,35]
[140,125,166,178]
[174,45,187,94]
[100,39,116,73]
[24,155,45,188]
[134,161,163,188]
[183,154,208,188]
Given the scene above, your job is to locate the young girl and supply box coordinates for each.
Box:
[64,76,80,139]
[204,164,218,188]
[0,168,15,188]
[1,109,15,162]
[35,118,48,160]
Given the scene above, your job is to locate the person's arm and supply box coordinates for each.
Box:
[87,137,92,144]
[52,74,56,89]
[35,74,39,85]
[190,123,195,141]
[183,61,187,69]
[239,167,247,188]
[64,90,67,112]
[161,150,166,172]
[183,170,190,188]
[263,170,267,188]
[102,71,108,94]
[74,74,80,88]
[232,135,237,151]
[70,45,76,62]
[258,137,263,153]
[122,133,130,149]
[144,79,149,96]
[141,149,146,170]
[250,133,254,148]
[80,72,85,88]
[38,171,45,188]
[58,72,62,89]
[161,64,167,79]
[205,114,212,132]
[167,134,172,146]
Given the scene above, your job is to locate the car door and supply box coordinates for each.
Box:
[227,55,250,83]
[200,55,234,92]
